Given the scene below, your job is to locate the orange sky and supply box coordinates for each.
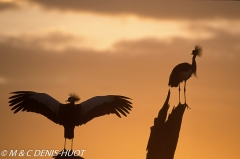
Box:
[1,1,240,159]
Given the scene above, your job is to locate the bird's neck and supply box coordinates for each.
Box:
[191,55,197,76]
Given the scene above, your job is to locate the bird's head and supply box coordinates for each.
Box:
[66,93,80,104]
[191,45,203,57]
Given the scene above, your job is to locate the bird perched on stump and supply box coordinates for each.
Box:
[8,91,132,149]
[168,45,202,107]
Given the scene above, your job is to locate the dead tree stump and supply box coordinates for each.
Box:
[146,90,187,159]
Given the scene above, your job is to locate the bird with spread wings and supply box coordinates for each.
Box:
[9,91,133,149]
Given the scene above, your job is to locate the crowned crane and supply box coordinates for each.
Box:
[9,91,132,149]
[168,45,202,107]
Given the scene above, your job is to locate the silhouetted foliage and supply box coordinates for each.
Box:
[146,90,187,159]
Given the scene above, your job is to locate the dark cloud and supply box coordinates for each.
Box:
[0,31,83,51]
[37,31,82,44]
[26,0,240,20]
[0,2,19,11]
[1,27,239,88]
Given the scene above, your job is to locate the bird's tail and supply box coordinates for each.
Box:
[64,125,75,139]
[193,45,203,57]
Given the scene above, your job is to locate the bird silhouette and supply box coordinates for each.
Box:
[168,45,202,107]
[8,91,132,149]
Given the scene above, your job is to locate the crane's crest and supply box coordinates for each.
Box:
[68,93,80,102]
[193,45,203,57]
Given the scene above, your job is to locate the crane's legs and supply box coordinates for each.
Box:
[184,81,191,109]
[178,84,181,104]
[184,81,186,104]
[63,138,74,150]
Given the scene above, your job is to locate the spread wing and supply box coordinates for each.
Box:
[9,91,61,124]
[75,95,132,126]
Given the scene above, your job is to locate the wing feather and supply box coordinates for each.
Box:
[9,91,61,124]
[75,95,132,125]
[115,107,127,117]
[118,106,130,114]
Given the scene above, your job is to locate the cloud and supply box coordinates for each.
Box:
[1,26,239,79]
[26,0,240,20]
[0,1,19,11]
[0,27,240,103]
[1,24,239,57]
[0,31,83,51]
[1,16,239,52]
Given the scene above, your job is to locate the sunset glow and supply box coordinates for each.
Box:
[1,1,240,159]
